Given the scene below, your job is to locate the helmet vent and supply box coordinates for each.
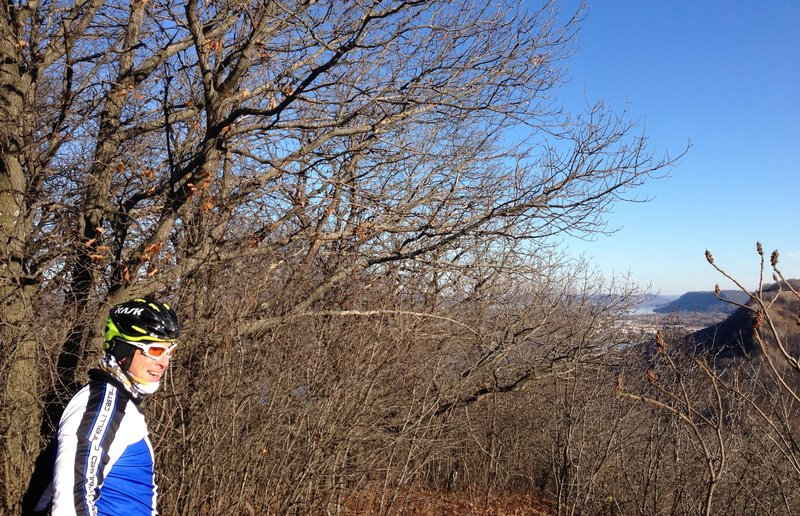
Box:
[103,298,181,348]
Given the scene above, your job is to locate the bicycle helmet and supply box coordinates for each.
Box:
[103,298,180,370]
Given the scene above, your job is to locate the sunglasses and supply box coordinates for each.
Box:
[125,340,178,360]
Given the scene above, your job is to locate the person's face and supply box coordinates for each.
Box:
[127,346,172,383]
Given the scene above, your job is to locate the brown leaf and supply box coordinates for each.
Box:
[655,329,666,354]
[144,241,163,256]
[139,241,163,261]
[280,83,295,96]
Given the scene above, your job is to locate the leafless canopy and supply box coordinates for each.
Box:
[1,0,680,512]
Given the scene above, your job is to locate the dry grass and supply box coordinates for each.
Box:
[341,486,554,515]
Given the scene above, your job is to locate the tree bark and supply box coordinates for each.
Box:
[0,9,39,509]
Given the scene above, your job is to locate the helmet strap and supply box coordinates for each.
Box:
[106,338,137,372]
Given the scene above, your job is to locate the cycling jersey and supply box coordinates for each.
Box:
[44,369,159,515]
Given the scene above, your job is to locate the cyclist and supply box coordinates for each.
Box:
[31,298,180,515]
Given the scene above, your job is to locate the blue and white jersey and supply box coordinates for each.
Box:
[50,372,158,515]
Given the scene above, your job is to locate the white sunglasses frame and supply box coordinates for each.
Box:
[122,339,178,360]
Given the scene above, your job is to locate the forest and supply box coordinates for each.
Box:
[1,1,797,514]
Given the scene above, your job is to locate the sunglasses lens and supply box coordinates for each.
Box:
[148,346,167,357]
[140,342,175,359]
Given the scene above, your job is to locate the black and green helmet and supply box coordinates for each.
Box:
[103,298,181,350]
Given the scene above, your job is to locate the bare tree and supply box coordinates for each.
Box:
[704,245,800,510]
[1,0,676,510]
[612,245,800,515]
[618,331,729,516]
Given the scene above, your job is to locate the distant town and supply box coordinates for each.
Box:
[615,289,748,342]
[617,310,730,343]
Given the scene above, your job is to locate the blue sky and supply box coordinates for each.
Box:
[552,0,800,295]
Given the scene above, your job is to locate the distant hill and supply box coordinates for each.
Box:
[687,280,800,363]
[653,290,750,314]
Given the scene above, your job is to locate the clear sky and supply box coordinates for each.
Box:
[552,0,800,295]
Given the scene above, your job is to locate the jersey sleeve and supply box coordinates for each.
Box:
[51,382,128,516]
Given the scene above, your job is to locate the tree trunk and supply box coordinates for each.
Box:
[0,18,39,511]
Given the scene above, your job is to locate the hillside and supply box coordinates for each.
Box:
[654,290,750,314]
[687,280,800,362]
